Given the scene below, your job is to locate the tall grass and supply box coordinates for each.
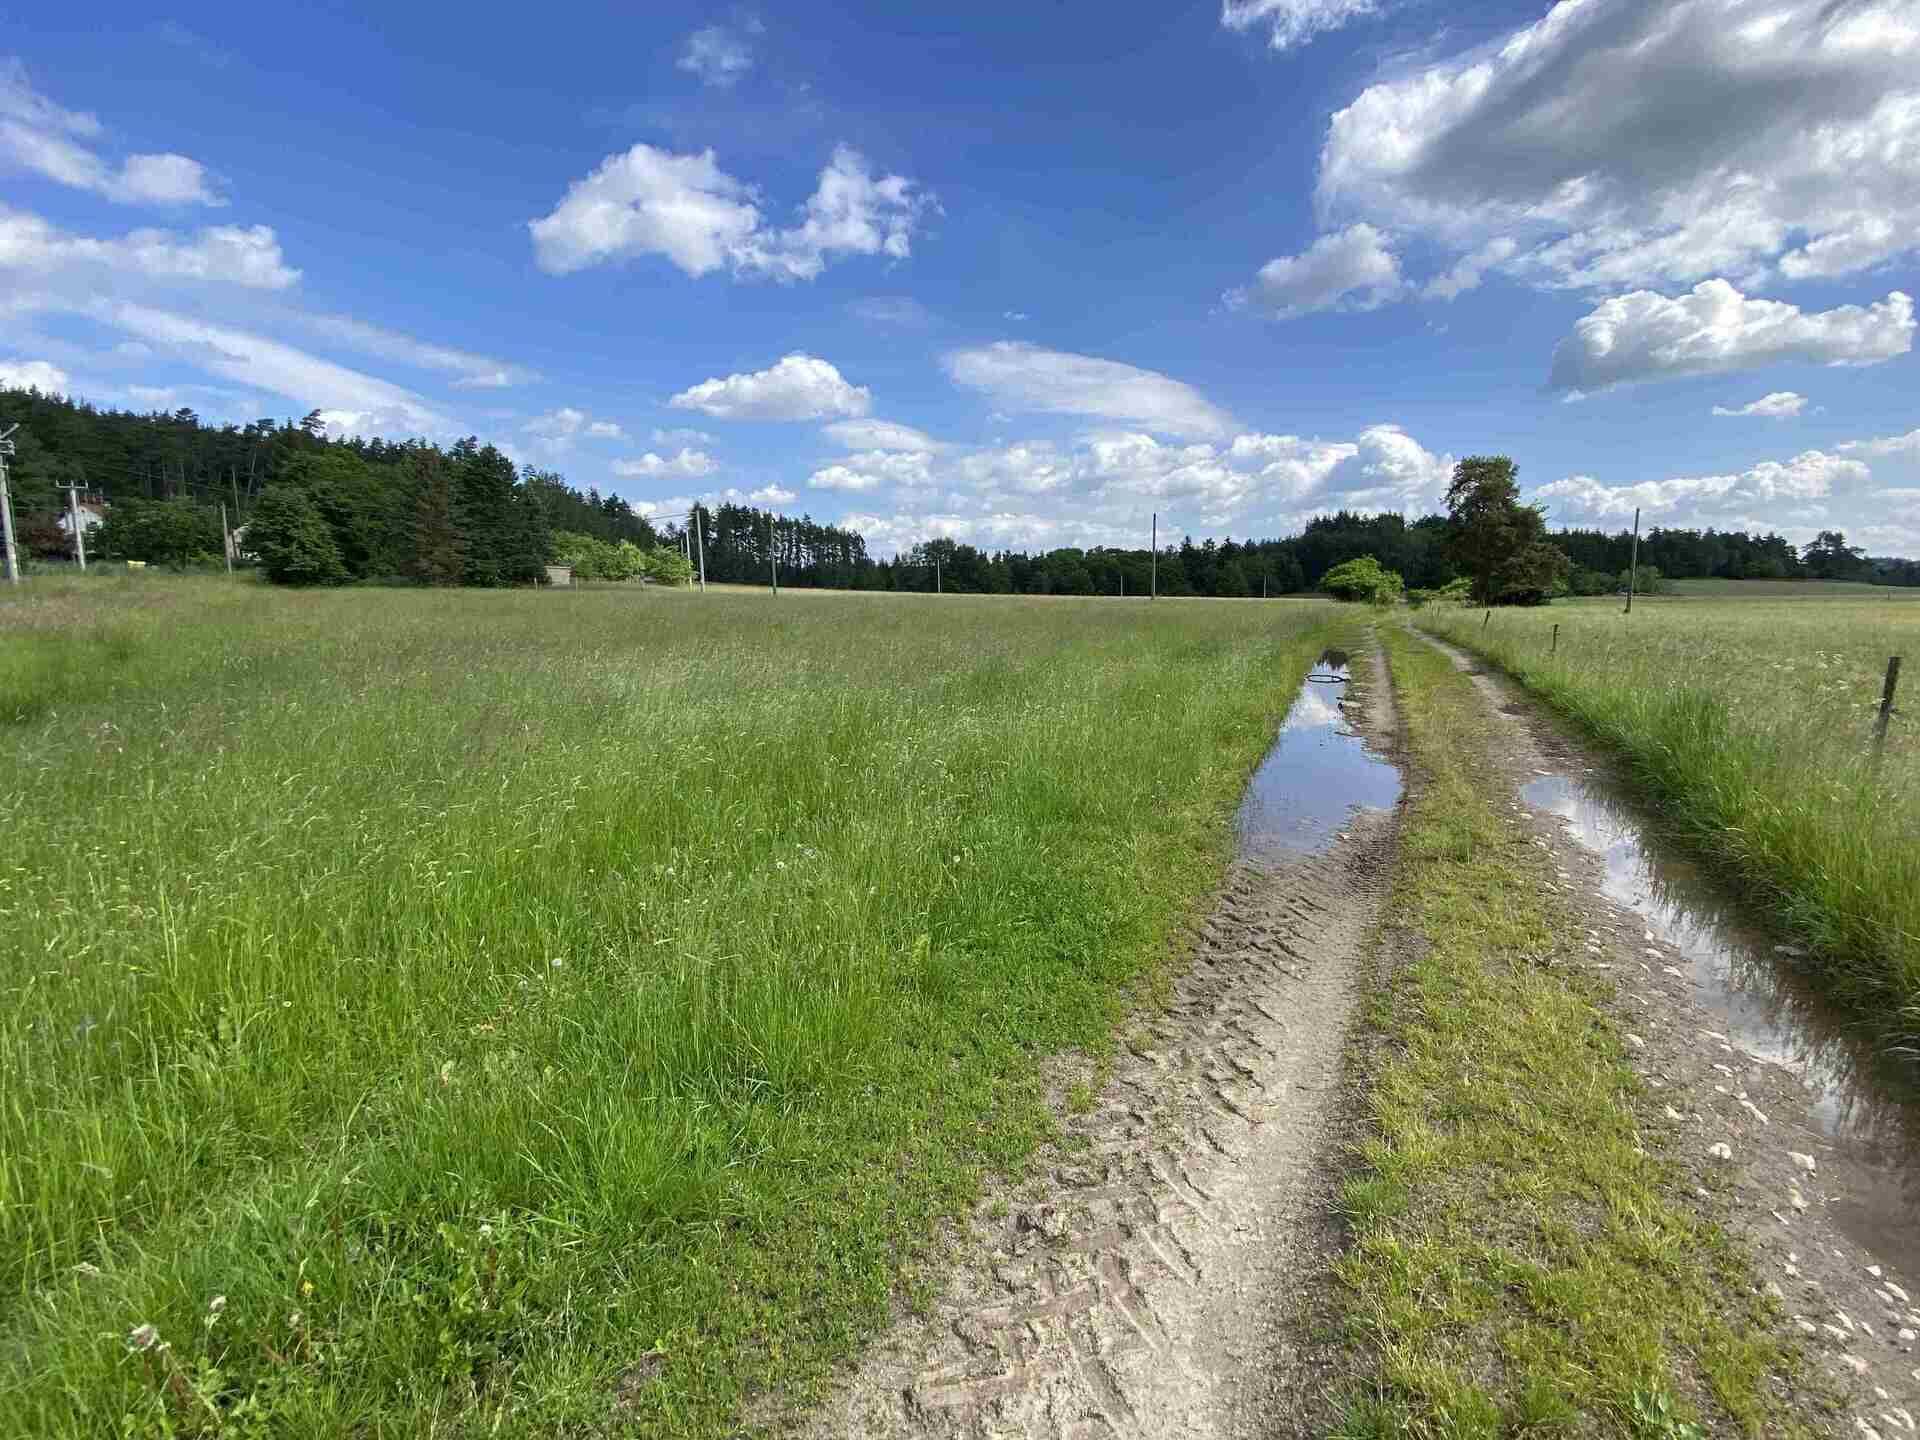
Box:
[1419,597,1920,1034]
[0,576,1341,1437]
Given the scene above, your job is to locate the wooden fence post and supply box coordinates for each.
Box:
[1873,656,1902,761]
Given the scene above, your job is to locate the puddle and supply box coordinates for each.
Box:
[1523,773,1920,1273]
[1236,649,1402,861]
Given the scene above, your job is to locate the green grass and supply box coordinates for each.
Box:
[1334,628,1806,1438]
[0,575,1343,1437]
[1663,578,1919,599]
[1416,598,1920,1040]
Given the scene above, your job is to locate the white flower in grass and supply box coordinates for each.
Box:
[127,1323,159,1351]
[550,957,565,969]
[207,1295,226,1316]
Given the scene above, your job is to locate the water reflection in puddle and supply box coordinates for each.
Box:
[1236,650,1403,861]
[1523,773,1920,1272]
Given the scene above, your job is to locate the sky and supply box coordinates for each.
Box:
[2,0,1917,557]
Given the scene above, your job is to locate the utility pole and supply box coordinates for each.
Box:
[56,477,88,571]
[769,513,779,596]
[1625,505,1641,614]
[220,501,233,575]
[694,507,707,593]
[935,552,941,594]
[0,424,19,585]
[1150,512,1158,601]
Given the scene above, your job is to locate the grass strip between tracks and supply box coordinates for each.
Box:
[1332,627,1809,1438]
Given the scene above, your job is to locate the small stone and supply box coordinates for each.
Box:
[1843,1354,1872,1376]
[1871,1266,1885,1279]
[1790,1188,1809,1211]
[1893,1408,1916,1433]
[1665,1105,1687,1122]
[1839,1310,1857,1332]
[1713,1063,1736,1077]
[1787,1264,1802,1278]
[1890,1282,1911,1304]
[1830,1324,1857,1341]
[1626,1033,1647,1049]
[1709,1142,1734,1160]
[1765,1280,1786,1301]
[1776,943,1807,958]
[1740,1098,1770,1125]
[1798,1318,1820,1335]
[1791,1151,1818,1173]
[1900,1328,1916,1343]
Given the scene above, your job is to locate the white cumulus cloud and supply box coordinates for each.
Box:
[1548,281,1914,394]
[1318,0,1920,293]
[1227,223,1402,318]
[1712,391,1807,418]
[529,143,932,283]
[944,342,1233,440]
[1534,449,1873,520]
[0,357,69,392]
[614,448,718,479]
[1,58,221,206]
[0,208,296,287]
[670,353,870,420]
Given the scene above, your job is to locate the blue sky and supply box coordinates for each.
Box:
[3,0,1917,555]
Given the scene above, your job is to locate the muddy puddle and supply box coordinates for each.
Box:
[1523,771,1920,1272]
[1236,649,1402,862]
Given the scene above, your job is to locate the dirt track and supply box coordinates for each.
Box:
[1422,629,1920,1437]
[803,649,1402,1439]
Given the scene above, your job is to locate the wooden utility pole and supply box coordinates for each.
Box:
[220,501,233,575]
[769,514,779,596]
[1150,512,1158,601]
[694,507,707,592]
[0,424,20,585]
[1625,506,1641,614]
[935,553,941,594]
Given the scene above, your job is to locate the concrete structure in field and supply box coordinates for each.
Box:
[545,564,574,587]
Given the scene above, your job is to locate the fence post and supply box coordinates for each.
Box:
[1551,623,1559,654]
[1873,656,1902,760]
[1483,608,1491,629]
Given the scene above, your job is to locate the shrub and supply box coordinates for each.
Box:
[1320,556,1405,604]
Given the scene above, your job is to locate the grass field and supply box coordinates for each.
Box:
[0,575,1344,1437]
[1418,597,1920,1037]
[1662,578,1920,600]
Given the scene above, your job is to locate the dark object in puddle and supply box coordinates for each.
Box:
[1236,655,1401,860]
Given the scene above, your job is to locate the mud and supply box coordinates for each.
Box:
[1423,631,1920,1434]
[802,647,1403,1439]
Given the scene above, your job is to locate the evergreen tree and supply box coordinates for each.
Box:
[248,486,347,585]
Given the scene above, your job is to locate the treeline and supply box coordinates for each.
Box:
[3,385,1913,591]
[0,388,659,583]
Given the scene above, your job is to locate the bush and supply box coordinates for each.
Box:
[1320,556,1405,604]
[1436,576,1474,604]
[92,498,226,569]
[644,546,693,586]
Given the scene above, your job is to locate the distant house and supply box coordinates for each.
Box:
[57,501,105,535]
[545,564,574,587]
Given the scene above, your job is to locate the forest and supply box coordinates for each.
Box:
[2,385,1914,593]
